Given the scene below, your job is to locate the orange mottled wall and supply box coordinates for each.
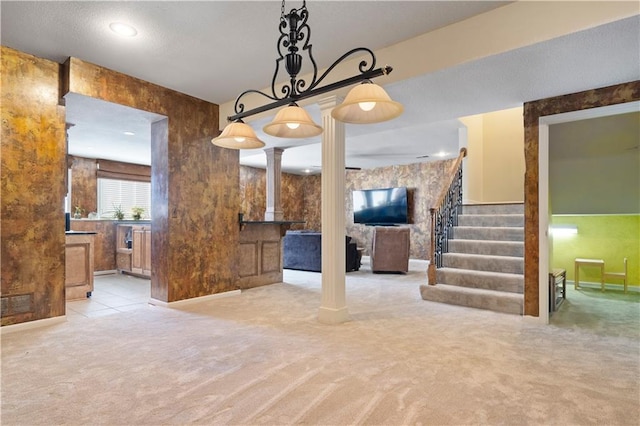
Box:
[70,156,97,216]
[239,166,314,230]
[2,46,237,327]
[240,160,456,259]
[1,47,67,325]
[65,57,236,303]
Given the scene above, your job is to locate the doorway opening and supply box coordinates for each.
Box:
[538,100,639,326]
[64,93,167,318]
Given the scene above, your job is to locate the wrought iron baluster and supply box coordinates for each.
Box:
[427,148,467,285]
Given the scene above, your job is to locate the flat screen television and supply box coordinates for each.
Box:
[353,187,409,225]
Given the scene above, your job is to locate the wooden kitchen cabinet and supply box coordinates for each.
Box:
[65,233,95,300]
[117,224,151,278]
[131,225,151,276]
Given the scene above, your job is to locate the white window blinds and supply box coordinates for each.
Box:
[97,178,151,220]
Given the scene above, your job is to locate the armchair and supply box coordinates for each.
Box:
[371,226,410,273]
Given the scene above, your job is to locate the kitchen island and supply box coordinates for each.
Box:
[65,231,96,300]
[238,220,304,289]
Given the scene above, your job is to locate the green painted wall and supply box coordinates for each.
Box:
[551,215,639,287]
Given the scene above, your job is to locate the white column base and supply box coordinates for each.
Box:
[318,306,350,324]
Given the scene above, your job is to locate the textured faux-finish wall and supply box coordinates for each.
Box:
[239,165,315,230]
[69,156,97,217]
[345,160,456,259]
[1,47,67,325]
[551,215,639,287]
[1,47,237,325]
[62,57,237,303]
[239,160,455,258]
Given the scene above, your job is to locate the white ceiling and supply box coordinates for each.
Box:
[2,2,639,174]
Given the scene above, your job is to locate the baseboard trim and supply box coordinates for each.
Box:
[94,270,117,276]
[1,315,67,335]
[569,280,639,292]
[149,289,242,308]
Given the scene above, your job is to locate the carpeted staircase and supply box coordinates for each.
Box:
[420,203,524,314]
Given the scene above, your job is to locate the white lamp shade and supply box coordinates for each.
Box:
[331,82,403,124]
[211,121,265,149]
[263,105,323,138]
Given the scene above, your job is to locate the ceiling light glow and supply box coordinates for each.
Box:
[109,22,138,37]
[124,131,135,136]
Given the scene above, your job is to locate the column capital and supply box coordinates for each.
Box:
[318,95,344,111]
[263,147,285,156]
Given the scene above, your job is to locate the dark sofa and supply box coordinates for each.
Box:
[283,231,361,272]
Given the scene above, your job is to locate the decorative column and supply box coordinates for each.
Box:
[318,96,349,324]
[264,147,284,221]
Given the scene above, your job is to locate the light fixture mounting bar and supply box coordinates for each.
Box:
[228,65,392,122]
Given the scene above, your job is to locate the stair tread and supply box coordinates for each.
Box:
[420,283,524,315]
[443,253,523,260]
[421,283,524,298]
[438,267,523,278]
[451,239,523,244]
[456,226,523,229]
[458,214,523,217]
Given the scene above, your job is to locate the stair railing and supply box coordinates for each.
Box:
[428,147,467,285]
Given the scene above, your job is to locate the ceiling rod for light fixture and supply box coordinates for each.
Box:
[213,0,402,148]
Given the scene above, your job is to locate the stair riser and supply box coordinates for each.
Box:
[442,254,523,274]
[448,240,524,257]
[420,285,523,315]
[453,227,524,242]
[462,204,524,215]
[457,215,524,227]
[436,269,523,293]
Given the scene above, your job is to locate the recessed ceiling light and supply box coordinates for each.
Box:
[434,151,447,157]
[109,22,138,37]
[303,169,312,174]
[124,131,135,136]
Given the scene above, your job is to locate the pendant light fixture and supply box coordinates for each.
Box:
[331,81,403,124]
[211,120,265,149]
[212,0,402,150]
[263,103,323,138]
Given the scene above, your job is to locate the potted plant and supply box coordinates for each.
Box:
[131,206,145,221]
[73,204,84,219]
[113,204,125,220]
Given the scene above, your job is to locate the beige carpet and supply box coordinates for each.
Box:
[2,259,639,425]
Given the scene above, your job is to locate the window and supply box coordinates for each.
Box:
[97,178,151,220]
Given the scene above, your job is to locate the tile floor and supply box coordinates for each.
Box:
[65,273,151,322]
